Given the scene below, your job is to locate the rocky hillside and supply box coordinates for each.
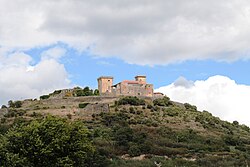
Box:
[0,89,250,166]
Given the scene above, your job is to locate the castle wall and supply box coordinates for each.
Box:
[112,82,153,97]
[145,84,154,97]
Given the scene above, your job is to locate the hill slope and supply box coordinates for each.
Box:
[0,90,250,166]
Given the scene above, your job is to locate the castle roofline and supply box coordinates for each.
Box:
[122,80,140,84]
[112,80,142,87]
[112,80,152,86]
[97,76,113,80]
[135,75,146,78]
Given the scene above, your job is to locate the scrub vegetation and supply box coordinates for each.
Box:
[0,94,250,167]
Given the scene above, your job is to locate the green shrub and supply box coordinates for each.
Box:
[53,90,62,94]
[223,135,241,146]
[153,96,171,107]
[30,112,43,118]
[79,103,89,108]
[8,100,22,108]
[117,96,145,106]
[100,112,129,127]
[112,125,133,147]
[4,110,16,117]
[73,87,99,97]
[163,107,181,117]
[94,89,99,96]
[128,144,141,156]
[129,107,135,114]
[184,103,197,111]
[233,120,239,126]
[40,95,50,100]
[15,101,22,108]
[0,118,6,124]
[147,104,153,109]
[0,124,10,135]
[67,113,72,119]
[3,109,25,118]
[1,105,7,109]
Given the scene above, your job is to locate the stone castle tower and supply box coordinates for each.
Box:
[135,75,146,84]
[97,76,113,95]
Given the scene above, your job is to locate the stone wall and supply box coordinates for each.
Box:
[112,82,153,97]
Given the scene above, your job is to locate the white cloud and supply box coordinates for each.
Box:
[41,47,66,60]
[1,0,250,65]
[0,49,70,105]
[156,75,250,126]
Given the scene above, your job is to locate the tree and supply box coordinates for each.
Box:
[184,103,197,111]
[112,125,133,148]
[8,100,14,108]
[7,100,22,108]
[153,96,171,107]
[94,89,99,96]
[40,95,50,100]
[0,115,96,166]
[73,87,97,97]
[14,101,22,108]
[1,105,7,109]
[83,86,92,96]
[233,121,239,126]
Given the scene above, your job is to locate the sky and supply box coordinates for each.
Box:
[1,0,250,125]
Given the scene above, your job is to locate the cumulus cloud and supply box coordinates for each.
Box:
[156,75,250,126]
[174,76,194,88]
[0,48,70,105]
[1,0,250,65]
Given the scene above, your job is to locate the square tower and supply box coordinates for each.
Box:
[135,75,146,84]
[97,76,113,95]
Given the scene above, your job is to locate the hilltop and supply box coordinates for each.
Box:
[0,87,250,166]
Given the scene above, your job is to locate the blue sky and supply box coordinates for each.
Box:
[1,0,250,125]
[26,43,250,89]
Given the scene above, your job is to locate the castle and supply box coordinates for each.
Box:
[97,75,163,97]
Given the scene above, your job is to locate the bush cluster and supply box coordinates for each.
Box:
[73,87,99,97]
[4,109,26,118]
[40,95,50,100]
[8,100,22,108]
[153,96,172,107]
[184,103,197,111]
[115,96,145,106]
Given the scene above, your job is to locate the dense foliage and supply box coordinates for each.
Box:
[39,87,100,100]
[40,95,50,100]
[8,100,22,108]
[0,116,107,167]
[73,87,99,97]
[115,96,145,106]
[153,96,172,107]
